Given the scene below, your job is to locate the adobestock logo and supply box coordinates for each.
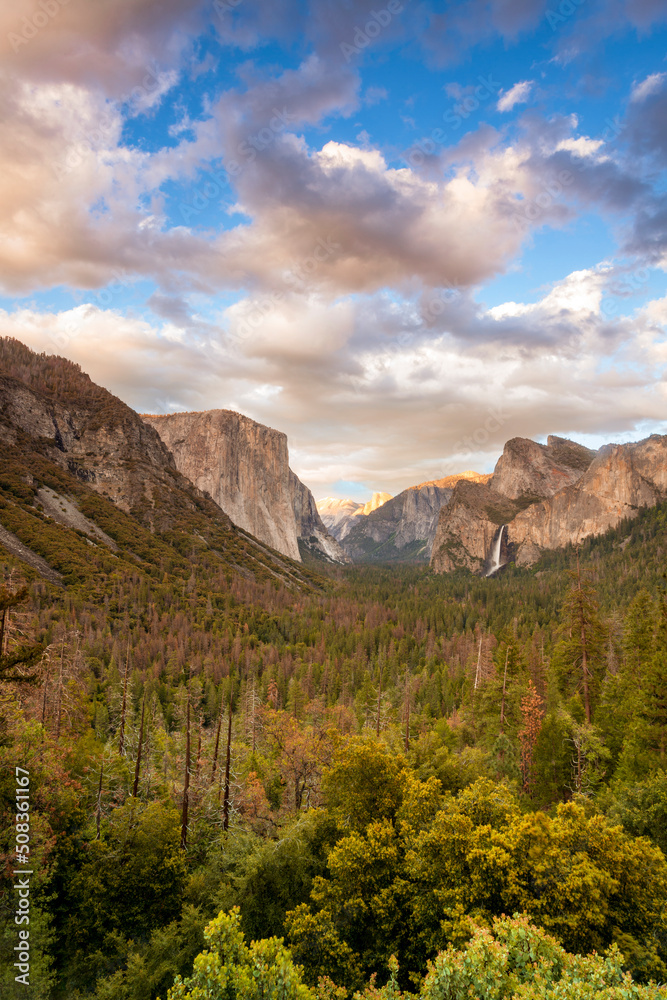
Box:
[233,235,341,342]
[213,0,244,16]
[8,0,70,53]
[405,75,502,169]
[600,266,650,318]
[340,0,408,63]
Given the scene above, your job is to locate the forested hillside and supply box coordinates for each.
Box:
[1,482,667,998]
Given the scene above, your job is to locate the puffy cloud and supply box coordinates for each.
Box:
[0,0,205,95]
[497,80,533,112]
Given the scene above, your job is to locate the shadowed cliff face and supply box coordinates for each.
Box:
[0,338,324,591]
[431,434,667,574]
[289,472,350,564]
[430,480,527,574]
[0,367,199,533]
[144,410,346,564]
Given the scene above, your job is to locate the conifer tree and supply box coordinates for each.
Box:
[0,586,43,684]
[553,556,606,722]
[640,595,667,762]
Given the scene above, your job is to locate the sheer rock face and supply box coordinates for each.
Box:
[144,410,345,563]
[431,436,595,574]
[430,480,524,574]
[431,434,667,574]
[289,472,350,564]
[339,473,491,563]
[490,435,595,500]
[507,435,667,565]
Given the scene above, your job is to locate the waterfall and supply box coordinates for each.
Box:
[486,525,506,577]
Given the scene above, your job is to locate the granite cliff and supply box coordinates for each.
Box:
[323,472,490,562]
[289,471,350,563]
[507,435,667,566]
[431,434,667,574]
[0,337,318,589]
[144,410,346,564]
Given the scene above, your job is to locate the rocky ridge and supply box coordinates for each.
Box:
[322,472,491,562]
[289,471,350,563]
[507,435,667,566]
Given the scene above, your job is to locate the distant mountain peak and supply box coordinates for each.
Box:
[354,492,393,516]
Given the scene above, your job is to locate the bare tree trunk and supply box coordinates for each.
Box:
[195,714,203,779]
[41,659,50,728]
[251,676,256,754]
[0,607,7,657]
[55,637,65,741]
[118,639,130,755]
[404,670,410,751]
[376,666,382,737]
[180,694,191,850]
[96,763,104,840]
[132,696,146,798]
[500,647,509,733]
[222,694,232,831]
[474,636,483,690]
[210,700,223,782]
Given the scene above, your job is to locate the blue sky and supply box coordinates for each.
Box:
[0,0,666,500]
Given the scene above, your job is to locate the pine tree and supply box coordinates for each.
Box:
[553,556,606,722]
[639,595,667,763]
[518,682,544,793]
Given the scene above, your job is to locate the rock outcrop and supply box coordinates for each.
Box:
[329,472,491,562]
[0,364,195,533]
[491,435,595,500]
[507,435,667,566]
[431,433,667,574]
[430,479,526,574]
[144,410,345,563]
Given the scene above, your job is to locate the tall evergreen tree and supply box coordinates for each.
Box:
[553,558,606,722]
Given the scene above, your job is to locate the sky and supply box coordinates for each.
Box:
[0,0,666,502]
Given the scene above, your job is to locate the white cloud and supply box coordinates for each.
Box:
[630,72,666,102]
[556,136,605,158]
[497,80,532,112]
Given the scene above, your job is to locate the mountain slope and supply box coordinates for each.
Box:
[0,338,321,592]
[431,436,596,574]
[507,435,667,566]
[289,471,350,564]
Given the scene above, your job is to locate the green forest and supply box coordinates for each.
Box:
[1,474,667,999]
